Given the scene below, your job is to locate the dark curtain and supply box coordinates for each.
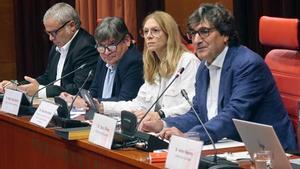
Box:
[136,0,165,51]
[233,0,300,58]
[13,0,75,80]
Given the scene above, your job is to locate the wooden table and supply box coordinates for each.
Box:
[0,111,248,169]
[0,112,165,169]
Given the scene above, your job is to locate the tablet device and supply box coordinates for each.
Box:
[80,89,98,120]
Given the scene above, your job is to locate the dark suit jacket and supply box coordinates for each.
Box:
[36,28,98,97]
[164,45,297,150]
[89,44,144,101]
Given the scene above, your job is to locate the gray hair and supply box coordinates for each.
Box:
[188,3,239,46]
[94,17,130,43]
[43,2,80,29]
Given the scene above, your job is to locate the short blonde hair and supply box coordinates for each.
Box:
[142,11,188,84]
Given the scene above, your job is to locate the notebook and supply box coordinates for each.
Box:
[233,118,292,169]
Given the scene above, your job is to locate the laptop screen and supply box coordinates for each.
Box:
[233,118,292,169]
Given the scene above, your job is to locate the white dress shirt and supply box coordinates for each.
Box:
[205,46,228,120]
[38,30,79,98]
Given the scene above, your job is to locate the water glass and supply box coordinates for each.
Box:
[253,150,273,169]
[183,131,201,141]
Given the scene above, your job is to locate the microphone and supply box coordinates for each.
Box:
[181,89,239,168]
[68,70,93,117]
[113,67,184,151]
[181,89,217,153]
[52,70,93,128]
[30,64,86,105]
[136,67,185,128]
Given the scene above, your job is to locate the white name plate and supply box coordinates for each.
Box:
[165,135,203,169]
[1,89,23,115]
[30,101,58,128]
[89,113,117,149]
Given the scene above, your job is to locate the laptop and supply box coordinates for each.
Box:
[233,118,292,169]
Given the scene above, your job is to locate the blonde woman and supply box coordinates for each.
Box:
[97,11,200,122]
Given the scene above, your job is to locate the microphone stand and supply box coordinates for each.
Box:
[114,67,185,151]
[181,89,240,169]
[68,70,93,118]
[136,67,185,128]
[181,89,217,156]
[52,70,93,128]
[30,64,86,105]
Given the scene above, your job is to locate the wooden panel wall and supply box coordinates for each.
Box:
[0,0,16,81]
[165,0,233,33]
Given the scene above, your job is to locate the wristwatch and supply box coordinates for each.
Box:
[157,110,166,119]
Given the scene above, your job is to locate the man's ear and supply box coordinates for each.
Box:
[123,34,132,47]
[69,20,77,32]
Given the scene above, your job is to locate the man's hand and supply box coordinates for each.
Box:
[59,92,74,103]
[18,76,39,96]
[139,119,164,133]
[0,80,14,93]
[158,127,184,140]
[94,99,104,113]
[59,92,88,109]
[134,110,161,121]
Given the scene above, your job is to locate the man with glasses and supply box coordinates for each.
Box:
[60,17,143,108]
[141,3,296,150]
[0,3,98,98]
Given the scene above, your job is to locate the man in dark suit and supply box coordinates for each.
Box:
[60,17,143,108]
[141,3,296,150]
[0,3,98,97]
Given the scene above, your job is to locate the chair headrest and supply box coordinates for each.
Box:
[259,16,299,50]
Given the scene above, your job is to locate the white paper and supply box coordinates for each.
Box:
[1,89,23,115]
[70,107,86,119]
[203,139,244,150]
[165,135,203,169]
[217,151,251,161]
[30,101,58,128]
[88,113,117,149]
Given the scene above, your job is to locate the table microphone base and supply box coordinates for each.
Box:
[200,156,241,169]
[51,115,90,128]
[112,131,169,151]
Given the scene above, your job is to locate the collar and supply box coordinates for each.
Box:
[56,29,79,53]
[105,63,117,71]
[205,46,228,69]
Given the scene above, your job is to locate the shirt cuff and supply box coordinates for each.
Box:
[162,120,168,128]
[38,85,47,98]
[102,101,121,117]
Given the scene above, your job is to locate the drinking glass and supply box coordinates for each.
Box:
[253,150,273,169]
[184,131,201,141]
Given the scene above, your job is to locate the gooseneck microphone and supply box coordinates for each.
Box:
[181,89,217,154]
[68,70,93,117]
[181,89,240,169]
[114,67,185,151]
[30,64,87,105]
[136,67,185,128]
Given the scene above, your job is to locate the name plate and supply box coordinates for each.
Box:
[30,101,58,128]
[1,89,23,115]
[89,113,117,149]
[165,135,203,169]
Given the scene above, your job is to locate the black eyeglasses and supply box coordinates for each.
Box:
[45,20,71,37]
[95,36,125,54]
[187,27,215,40]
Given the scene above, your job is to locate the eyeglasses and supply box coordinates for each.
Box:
[140,27,162,38]
[95,36,125,54]
[187,27,215,40]
[45,20,71,37]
